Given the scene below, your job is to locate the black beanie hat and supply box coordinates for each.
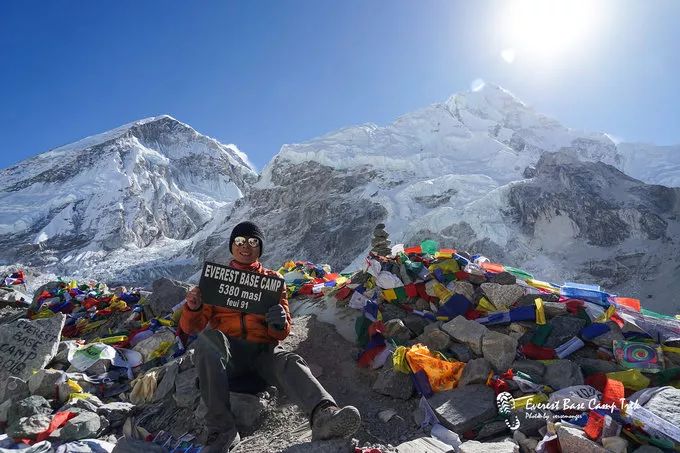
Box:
[229,221,264,257]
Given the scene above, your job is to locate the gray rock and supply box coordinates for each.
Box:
[404,314,429,336]
[61,397,99,413]
[230,392,267,429]
[428,384,497,434]
[555,423,607,453]
[490,272,517,285]
[8,395,52,426]
[0,313,66,380]
[475,419,510,439]
[543,302,569,318]
[460,358,492,386]
[97,402,134,428]
[417,329,451,352]
[448,342,474,362]
[512,359,546,379]
[148,277,190,318]
[642,387,680,428]
[544,316,587,349]
[480,283,524,310]
[544,360,584,390]
[372,367,414,400]
[381,303,407,322]
[574,358,623,375]
[482,331,518,372]
[516,409,551,436]
[397,436,454,453]
[57,411,101,441]
[281,438,357,453]
[460,440,519,453]
[451,281,475,302]
[173,367,200,408]
[383,319,413,343]
[153,361,179,401]
[28,369,67,398]
[7,414,53,439]
[442,316,488,355]
[0,373,30,403]
[424,320,444,335]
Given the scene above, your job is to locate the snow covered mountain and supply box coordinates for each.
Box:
[204,84,680,313]
[2,85,679,313]
[0,115,256,282]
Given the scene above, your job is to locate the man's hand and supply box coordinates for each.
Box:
[265,304,286,330]
[185,287,203,310]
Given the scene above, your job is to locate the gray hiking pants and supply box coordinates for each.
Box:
[193,329,335,432]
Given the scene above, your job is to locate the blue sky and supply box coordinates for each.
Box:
[1,0,678,170]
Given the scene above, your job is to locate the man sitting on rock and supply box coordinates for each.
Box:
[180,221,361,452]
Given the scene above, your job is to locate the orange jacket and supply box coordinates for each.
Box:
[179,260,291,343]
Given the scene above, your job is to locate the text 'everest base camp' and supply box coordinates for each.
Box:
[1,84,680,453]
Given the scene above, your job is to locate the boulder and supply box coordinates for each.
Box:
[480,283,524,310]
[97,402,134,428]
[416,330,451,352]
[148,277,190,318]
[8,395,52,426]
[383,319,413,343]
[450,281,475,302]
[0,373,30,403]
[396,437,454,453]
[555,423,607,453]
[7,414,53,439]
[544,316,587,349]
[482,331,518,372]
[404,314,429,336]
[512,359,546,379]
[282,438,357,453]
[460,440,519,453]
[574,358,623,375]
[427,384,497,434]
[28,369,67,399]
[442,316,488,355]
[490,272,517,285]
[372,367,414,400]
[460,359,492,386]
[544,360,584,390]
[447,343,474,363]
[56,411,101,441]
[0,314,66,380]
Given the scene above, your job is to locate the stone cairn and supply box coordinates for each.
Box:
[371,223,392,257]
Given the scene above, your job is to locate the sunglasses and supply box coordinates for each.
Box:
[234,236,260,247]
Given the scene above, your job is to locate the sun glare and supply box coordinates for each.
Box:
[501,0,600,59]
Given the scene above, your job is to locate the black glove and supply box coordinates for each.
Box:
[265,304,287,330]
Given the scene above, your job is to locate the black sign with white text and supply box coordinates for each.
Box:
[198,261,284,314]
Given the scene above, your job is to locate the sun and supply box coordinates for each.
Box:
[500,0,600,60]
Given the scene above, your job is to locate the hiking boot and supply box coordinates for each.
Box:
[202,428,240,453]
[311,404,361,441]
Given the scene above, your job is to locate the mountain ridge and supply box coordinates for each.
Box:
[2,84,679,314]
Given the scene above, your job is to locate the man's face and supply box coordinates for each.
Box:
[231,236,261,265]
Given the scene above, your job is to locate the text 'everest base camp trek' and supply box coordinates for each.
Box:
[1,85,680,453]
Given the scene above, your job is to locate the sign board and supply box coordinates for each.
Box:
[198,261,284,314]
